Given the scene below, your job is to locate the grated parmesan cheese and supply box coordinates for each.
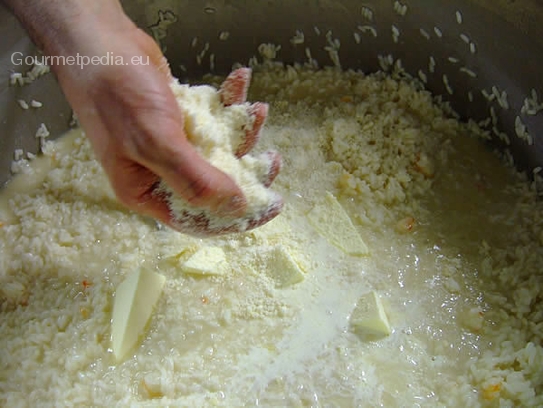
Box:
[159,77,281,233]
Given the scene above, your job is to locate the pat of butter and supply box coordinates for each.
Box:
[181,246,229,276]
[266,245,305,288]
[350,291,391,338]
[307,192,369,256]
[111,269,166,361]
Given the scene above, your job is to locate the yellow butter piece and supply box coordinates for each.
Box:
[111,269,166,361]
[350,291,391,338]
[182,246,229,276]
[251,213,291,242]
[266,245,305,288]
[307,192,369,256]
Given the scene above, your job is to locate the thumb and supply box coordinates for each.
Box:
[131,31,248,216]
[145,132,248,217]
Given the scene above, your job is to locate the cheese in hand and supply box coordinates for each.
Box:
[111,269,166,361]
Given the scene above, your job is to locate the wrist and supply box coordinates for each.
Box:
[3,0,134,58]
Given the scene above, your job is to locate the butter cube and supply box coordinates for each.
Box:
[307,192,369,256]
[251,213,291,242]
[181,246,229,276]
[111,269,166,361]
[351,291,391,338]
[265,246,305,288]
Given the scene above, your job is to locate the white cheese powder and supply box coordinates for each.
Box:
[158,80,281,233]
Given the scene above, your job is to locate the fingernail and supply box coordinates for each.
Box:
[217,194,246,216]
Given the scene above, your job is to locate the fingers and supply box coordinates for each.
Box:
[219,68,268,158]
[131,37,253,218]
[104,151,251,231]
[86,58,248,219]
[142,136,248,218]
[45,19,278,236]
[130,191,174,227]
[161,150,282,235]
[82,57,279,235]
[219,67,251,106]
[255,151,282,187]
[168,192,284,236]
[236,102,268,157]
[99,156,175,224]
[243,193,283,231]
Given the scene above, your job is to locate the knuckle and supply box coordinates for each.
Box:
[128,115,180,163]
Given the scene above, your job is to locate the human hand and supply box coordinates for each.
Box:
[163,67,283,235]
[4,0,282,235]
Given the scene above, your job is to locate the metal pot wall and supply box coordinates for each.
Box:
[1,0,542,188]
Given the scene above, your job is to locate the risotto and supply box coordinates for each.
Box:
[0,65,542,407]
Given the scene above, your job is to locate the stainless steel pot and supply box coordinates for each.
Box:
[1,0,543,188]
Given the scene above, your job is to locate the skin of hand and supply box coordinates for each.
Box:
[3,0,282,235]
